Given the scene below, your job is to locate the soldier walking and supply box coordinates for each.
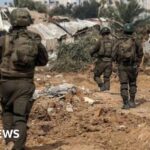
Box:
[91,27,115,91]
[0,8,48,150]
[113,23,143,109]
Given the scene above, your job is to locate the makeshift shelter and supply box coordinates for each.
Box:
[59,19,99,36]
[29,19,99,50]
[28,23,67,50]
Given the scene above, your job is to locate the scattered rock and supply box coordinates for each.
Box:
[73,95,81,102]
[80,86,91,94]
[94,107,105,117]
[36,78,41,81]
[84,97,95,105]
[47,107,54,115]
[37,130,46,136]
[55,74,63,78]
[66,103,74,112]
[46,75,51,78]
[33,90,42,100]
[116,125,127,131]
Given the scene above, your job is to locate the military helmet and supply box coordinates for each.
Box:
[123,23,134,34]
[100,27,111,35]
[10,8,33,27]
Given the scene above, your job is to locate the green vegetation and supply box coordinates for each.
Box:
[49,4,72,17]
[49,0,100,19]
[53,32,99,72]
[98,0,150,29]
[13,0,47,13]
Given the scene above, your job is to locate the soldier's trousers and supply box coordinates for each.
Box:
[0,79,35,150]
[118,64,138,100]
[93,60,112,90]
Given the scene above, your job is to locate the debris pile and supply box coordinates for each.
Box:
[31,81,98,121]
[33,83,77,99]
[42,83,77,98]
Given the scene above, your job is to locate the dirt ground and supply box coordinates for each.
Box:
[0,70,150,150]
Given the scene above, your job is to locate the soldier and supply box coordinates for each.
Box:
[90,27,115,91]
[113,23,143,109]
[0,8,48,150]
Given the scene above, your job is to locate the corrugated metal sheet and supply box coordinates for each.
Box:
[29,20,99,50]
[29,23,67,40]
[59,19,99,35]
[29,23,67,50]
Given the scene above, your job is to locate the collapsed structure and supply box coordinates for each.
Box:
[28,19,100,51]
[0,7,150,69]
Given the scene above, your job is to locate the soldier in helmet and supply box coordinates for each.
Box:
[0,8,48,150]
[90,27,115,91]
[113,23,143,109]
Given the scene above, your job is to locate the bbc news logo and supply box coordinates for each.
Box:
[0,130,19,139]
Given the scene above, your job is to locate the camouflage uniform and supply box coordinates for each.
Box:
[0,9,48,150]
[113,24,143,109]
[91,27,115,91]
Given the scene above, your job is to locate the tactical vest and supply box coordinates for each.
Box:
[118,37,136,63]
[1,30,39,78]
[99,37,113,61]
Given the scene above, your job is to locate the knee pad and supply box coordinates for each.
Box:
[120,83,128,97]
[121,89,128,97]
[129,82,137,94]
[121,83,128,91]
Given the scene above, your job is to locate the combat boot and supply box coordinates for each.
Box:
[103,80,110,91]
[100,85,106,91]
[122,98,130,110]
[129,96,136,108]
[98,83,105,91]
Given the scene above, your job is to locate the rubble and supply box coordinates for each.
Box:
[44,83,77,97]
[1,70,150,150]
[47,107,54,115]
[84,97,95,105]
[33,83,77,99]
[0,5,150,150]
[116,125,127,131]
[33,90,42,100]
[54,74,63,78]
[66,103,74,112]
[29,20,99,51]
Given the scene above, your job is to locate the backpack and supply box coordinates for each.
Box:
[6,31,38,70]
[99,39,113,57]
[118,38,136,62]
